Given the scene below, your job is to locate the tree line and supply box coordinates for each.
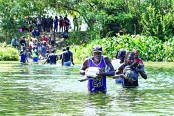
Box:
[0,0,173,43]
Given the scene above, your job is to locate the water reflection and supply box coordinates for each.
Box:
[81,93,111,116]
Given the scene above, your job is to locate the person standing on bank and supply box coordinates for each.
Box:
[61,46,74,66]
[80,45,115,93]
[19,36,26,47]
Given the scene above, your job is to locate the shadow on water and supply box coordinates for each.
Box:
[0,62,174,115]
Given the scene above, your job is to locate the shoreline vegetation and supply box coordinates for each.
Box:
[0,1,173,64]
[67,34,174,63]
[144,62,174,68]
[0,34,173,63]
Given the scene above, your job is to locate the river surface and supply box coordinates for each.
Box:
[0,62,174,116]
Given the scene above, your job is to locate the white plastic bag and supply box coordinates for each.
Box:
[86,67,100,78]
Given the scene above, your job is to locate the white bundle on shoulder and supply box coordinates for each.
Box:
[86,67,100,78]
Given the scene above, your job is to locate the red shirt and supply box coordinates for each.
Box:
[28,45,32,50]
[41,35,48,42]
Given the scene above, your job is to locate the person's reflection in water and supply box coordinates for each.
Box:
[115,88,149,113]
[83,92,111,115]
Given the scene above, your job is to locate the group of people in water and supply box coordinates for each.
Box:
[19,43,74,66]
[80,45,147,93]
[19,43,147,93]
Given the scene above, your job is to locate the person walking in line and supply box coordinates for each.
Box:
[61,46,74,66]
[32,47,39,62]
[80,45,115,93]
[46,49,58,65]
[113,52,147,88]
[19,36,26,47]
[59,16,63,32]
[19,46,28,63]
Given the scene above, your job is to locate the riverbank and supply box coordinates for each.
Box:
[144,62,174,68]
[0,61,174,68]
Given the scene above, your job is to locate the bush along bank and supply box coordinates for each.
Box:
[69,34,174,63]
[0,43,19,61]
[1,35,173,62]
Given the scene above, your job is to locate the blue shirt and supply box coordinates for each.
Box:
[49,53,58,64]
[63,51,72,62]
[20,50,27,63]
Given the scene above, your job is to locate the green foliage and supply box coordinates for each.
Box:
[0,43,19,61]
[0,0,173,62]
[141,4,174,40]
[67,31,89,45]
[0,0,46,43]
[75,0,174,40]
[70,35,174,63]
[0,0,173,43]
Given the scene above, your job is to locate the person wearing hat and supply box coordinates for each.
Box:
[61,46,74,66]
[80,45,115,93]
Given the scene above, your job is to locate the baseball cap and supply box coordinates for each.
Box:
[92,45,102,52]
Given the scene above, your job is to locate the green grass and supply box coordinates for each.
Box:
[144,62,174,68]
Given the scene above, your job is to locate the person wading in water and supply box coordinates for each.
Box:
[61,46,74,66]
[80,45,115,93]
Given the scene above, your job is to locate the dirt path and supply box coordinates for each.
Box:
[40,31,67,49]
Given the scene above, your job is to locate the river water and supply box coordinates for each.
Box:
[0,62,174,115]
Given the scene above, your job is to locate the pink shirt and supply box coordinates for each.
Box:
[135,58,143,64]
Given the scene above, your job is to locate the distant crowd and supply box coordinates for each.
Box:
[18,14,81,35]
[10,14,80,63]
[19,14,71,33]
[13,35,55,61]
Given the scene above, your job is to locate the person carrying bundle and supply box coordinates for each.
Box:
[113,52,147,88]
[80,45,115,93]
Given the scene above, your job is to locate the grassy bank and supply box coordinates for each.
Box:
[144,62,174,68]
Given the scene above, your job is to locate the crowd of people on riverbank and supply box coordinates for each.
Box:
[17,14,82,40]
[11,14,80,66]
[19,14,72,33]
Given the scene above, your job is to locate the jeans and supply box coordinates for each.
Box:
[63,61,71,66]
